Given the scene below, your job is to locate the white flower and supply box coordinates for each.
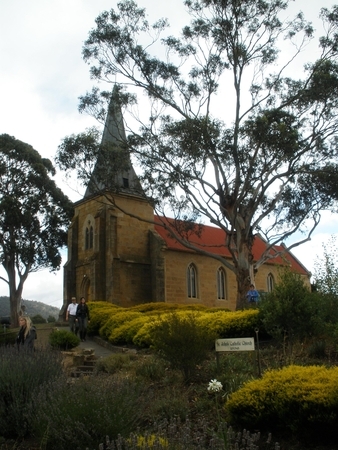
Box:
[207,379,223,393]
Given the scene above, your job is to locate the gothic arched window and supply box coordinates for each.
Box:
[187,263,198,298]
[217,267,227,300]
[85,220,94,250]
[267,273,274,292]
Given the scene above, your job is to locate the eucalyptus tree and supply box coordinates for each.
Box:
[0,134,73,326]
[57,0,338,308]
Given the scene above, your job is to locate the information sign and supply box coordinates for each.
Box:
[215,337,255,352]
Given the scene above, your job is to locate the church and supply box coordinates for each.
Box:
[61,92,310,314]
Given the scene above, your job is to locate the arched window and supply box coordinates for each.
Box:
[85,227,89,250]
[89,226,94,249]
[85,219,94,250]
[187,263,198,298]
[267,273,274,292]
[217,268,227,300]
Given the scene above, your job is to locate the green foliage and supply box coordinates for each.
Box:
[134,355,168,382]
[29,375,152,450]
[306,340,327,359]
[48,329,80,350]
[209,353,257,398]
[0,329,16,345]
[150,312,216,381]
[258,269,319,344]
[31,314,46,324]
[225,365,338,439]
[95,353,136,375]
[0,346,63,438]
[314,236,338,296]
[47,315,56,323]
[0,134,73,326]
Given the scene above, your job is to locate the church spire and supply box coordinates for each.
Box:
[84,86,145,198]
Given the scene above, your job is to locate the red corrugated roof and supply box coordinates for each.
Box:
[154,216,309,275]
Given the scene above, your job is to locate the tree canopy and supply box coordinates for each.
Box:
[0,134,73,326]
[57,0,338,308]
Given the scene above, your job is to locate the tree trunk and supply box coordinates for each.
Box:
[9,290,23,328]
[234,227,255,309]
[236,268,251,309]
[3,255,25,328]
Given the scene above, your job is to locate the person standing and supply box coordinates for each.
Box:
[66,297,78,335]
[16,316,37,350]
[246,284,259,303]
[76,297,90,342]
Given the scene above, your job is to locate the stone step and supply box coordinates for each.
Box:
[65,348,98,378]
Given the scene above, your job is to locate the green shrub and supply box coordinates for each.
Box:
[0,346,63,438]
[31,314,46,324]
[307,340,327,359]
[29,375,152,450]
[151,312,216,381]
[47,315,56,323]
[134,355,168,382]
[95,353,136,374]
[0,328,16,345]
[225,365,338,439]
[258,269,320,346]
[49,329,80,350]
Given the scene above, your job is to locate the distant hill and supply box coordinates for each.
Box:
[0,296,60,322]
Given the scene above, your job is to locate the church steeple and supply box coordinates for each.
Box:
[84,86,145,198]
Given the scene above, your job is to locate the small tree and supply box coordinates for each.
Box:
[151,312,215,381]
[313,236,338,296]
[312,236,338,344]
[31,314,46,324]
[0,134,73,327]
[258,270,319,350]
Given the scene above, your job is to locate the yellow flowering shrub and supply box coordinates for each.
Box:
[87,302,121,334]
[89,303,259,347]
[133,319,162,347]
[225,365,338,436]
[196,309,259,338]
[99,311,142,340]
[109,315,152,344]
[129,302,207,313]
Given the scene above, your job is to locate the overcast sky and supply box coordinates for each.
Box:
[1,0,337,309]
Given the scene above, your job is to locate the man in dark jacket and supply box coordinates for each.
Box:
[76,297,90,342]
